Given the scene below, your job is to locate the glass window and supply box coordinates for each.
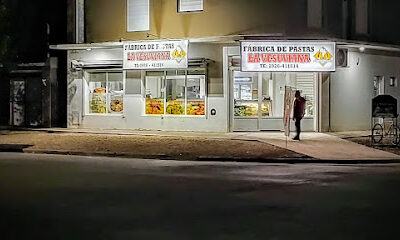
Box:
[261,73,272,117]
[87,72,123,114]
[125,71,142,94]
[187,76,205,115]
[233,74,258,117]
[178,0,203,12]
[145,74,165,115]
[233,71,315,119]
[127,0,150,32]
[166,76,185,115]
[270,72,315,117]
[144,70,206,116]
[88,73,107,114]
[108,72,124,113]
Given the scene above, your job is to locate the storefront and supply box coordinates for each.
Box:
[225,41,335,132]
[55,39,400,133]
[63,40,229,132]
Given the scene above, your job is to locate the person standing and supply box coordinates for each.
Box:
[293,90,306,140]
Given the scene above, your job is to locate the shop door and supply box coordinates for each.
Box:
[231,70,271,131]
[10,79,26,126]
[230,70,317,132]
[10,77,43,127]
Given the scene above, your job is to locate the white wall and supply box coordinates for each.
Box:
[330,51,400,131]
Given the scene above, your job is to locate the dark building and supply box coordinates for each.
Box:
[0,0,68,127]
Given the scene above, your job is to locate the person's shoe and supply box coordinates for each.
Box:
[292,136,300,141]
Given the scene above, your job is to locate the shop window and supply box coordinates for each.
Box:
[125,71,142,94]
[166,76,185,115]
[178,0,203,13]
[187,76,206,115]
[145,71,206,116]
[233,72,315,118]
[233,75,259,117]
[127,0,150,32]
[86,71,124,114]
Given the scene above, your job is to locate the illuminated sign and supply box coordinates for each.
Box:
[241,41,335,72]
[123,40,188,70]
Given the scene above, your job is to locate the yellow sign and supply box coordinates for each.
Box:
[172,46,186,63]
[314,47,333,66]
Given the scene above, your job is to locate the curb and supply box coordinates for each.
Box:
[21,149,400,164]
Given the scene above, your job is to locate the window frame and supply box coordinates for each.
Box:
[144,69,207,117]
[127,0,150,32]
[84,69,125,116]
[177,0,204,13]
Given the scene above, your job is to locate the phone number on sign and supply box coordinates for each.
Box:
[260,63,299,69]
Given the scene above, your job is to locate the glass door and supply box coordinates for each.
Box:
[231,71,316,132]
[232,71,261,131]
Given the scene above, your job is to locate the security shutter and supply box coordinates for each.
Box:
[127,0,150,32]
[296,73,315,101]
[178,0,203,12]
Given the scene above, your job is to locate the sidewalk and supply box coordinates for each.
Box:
[1,127,400,163]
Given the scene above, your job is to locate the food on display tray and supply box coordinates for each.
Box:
[90,94,107,114]
[146,99,164,114]
[166,100,184,115]
[93,88,106,94]
[187,101,205,115]
[110,97,123,113]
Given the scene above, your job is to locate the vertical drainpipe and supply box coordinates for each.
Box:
[75,0,84,44]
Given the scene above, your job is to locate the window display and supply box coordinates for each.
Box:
[166,77,185,115]
[187,76,205,115]
[145,75,165,115]
[108,72,124,113]
[233,75,259,117]
[233,72,314,118]
[87,71,123,114]
[234,100,258,117]
[145,71,206,116]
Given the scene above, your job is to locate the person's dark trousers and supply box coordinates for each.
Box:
[294,118,301,140]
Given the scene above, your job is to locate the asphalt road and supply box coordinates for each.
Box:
[0,153,400,240]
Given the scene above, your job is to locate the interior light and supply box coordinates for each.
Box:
[359,47,365,52]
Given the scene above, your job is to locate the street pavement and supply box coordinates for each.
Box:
[1,152,400,239]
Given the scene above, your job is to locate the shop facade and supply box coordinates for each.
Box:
[57,39,400,133]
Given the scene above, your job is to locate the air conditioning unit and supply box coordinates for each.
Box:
[336,48,348,67]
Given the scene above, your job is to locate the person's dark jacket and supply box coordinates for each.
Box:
[293,97,306,119]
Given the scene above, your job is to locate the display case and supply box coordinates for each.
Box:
[261,100,271,117]
[234,100,272,117]
[234,100,258,117]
